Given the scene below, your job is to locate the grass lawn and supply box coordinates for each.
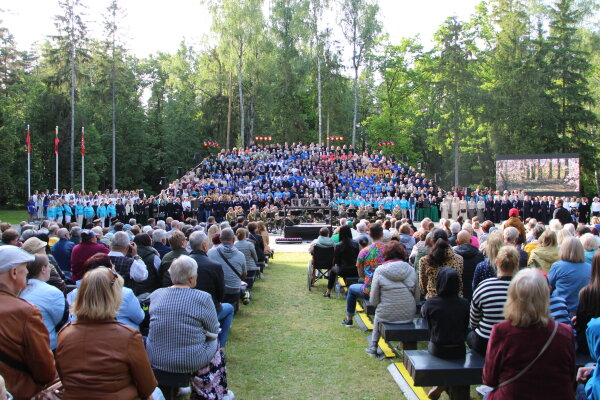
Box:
[0,209,28,225]
[225,252,403,400]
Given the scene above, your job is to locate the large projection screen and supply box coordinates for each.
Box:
[496,154,580,196]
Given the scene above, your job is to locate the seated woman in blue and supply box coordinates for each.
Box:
[67,252,144,330]
[20,254,67,350]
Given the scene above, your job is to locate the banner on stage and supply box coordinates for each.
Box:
[496,153,580,195]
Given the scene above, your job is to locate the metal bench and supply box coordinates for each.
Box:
[380,319,430,351]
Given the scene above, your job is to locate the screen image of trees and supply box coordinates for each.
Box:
[496,157,580,193]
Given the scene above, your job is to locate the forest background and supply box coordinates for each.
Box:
[0,0,598,206]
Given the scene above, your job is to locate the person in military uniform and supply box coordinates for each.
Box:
[226,207,237,224]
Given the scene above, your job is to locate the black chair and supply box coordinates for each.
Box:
[307,245,334,291]
[153,369,190,400]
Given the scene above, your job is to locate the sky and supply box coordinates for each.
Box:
[2,0,483,58]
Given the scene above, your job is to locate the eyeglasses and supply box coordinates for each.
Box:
[102,267,118,285]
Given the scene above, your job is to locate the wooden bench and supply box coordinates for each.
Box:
[400,349,484,400]
[380,319,430,351]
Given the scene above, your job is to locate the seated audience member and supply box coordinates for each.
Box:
[56,267,158,399]
[146,255,232,399]
[502,208,526,244]
[20,254,66,350]
[472,231,504,291]
[549,237,592,316]
[422,267,470,400]
[0,246,56,399]
[448,222,461,246]
[342,223,385,327]
[398,223,416,253]
[483,268,575,399]
[309,227,334,254]
[208,228,247,305]
[503,227,528,270]
[478,221,495,244]
[528,230,560,273]
[524,225,545,255]
[257,221,272,260]
[108,231,149,289]
[577,317,600,399]
[582,234,599,265]
[152,228,171,259]
[70,229,109,281]
[52,228,75,275]
[576,250,600,355]
[469,245,519,355]
[159,230,189,287]
[367,242,418,356]
[234,228,259,289]
[419,229,464,299]
[188,231,233,348]
[66,253,145,330]
[247,222,266,274]
[412,231,433,273]
[132,233,161,295]
[324,225,360,298]
[453,230,484,302]
[1,229,19,246]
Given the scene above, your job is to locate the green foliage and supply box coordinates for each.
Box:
[0,0,599,205]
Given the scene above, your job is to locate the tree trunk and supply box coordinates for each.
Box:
[111,40,116,191]
[249,96,255,143]
[238,41,245,148]
[327,111,330,147]
[352,66,358,149]
[226,70,232,150]
[317,54,322,146]
[454,131,459,188]
[70,41,76,190]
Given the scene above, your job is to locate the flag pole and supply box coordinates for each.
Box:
[26,125,31,199]
[81,126,85,192]
[55,126,59,194]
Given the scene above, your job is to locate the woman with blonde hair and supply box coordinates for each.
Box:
[256,221,273,261]
[206,224,221,250]
[483,268,575,399]
[472,230,504,291]
[549,237,592,315]
[557,227,574,247]
[56,267,158,399]
[528,230,560,273]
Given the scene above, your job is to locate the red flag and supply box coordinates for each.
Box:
[81,130,85,156]
[54,136,59,155]
[26,128,31,154]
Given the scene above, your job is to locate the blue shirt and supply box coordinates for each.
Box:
[83,206,95,219]
[20,279,66,350]
[51,238,75,273]
[549,260,591,315]
[67,280,145,330]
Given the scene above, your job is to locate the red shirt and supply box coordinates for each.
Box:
[483,320,575,400]
[70,242,109,281]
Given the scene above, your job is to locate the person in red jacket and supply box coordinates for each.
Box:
[483,268,575,399]
[70,229,109,281]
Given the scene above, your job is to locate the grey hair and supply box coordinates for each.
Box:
[503,226,519,244]
[21,229,38,241]
[157,220,166,228]
[57,228,69,238]
[91,227,103,236]
[152,229,166,243]
[142,225,153,234]
[450,222,461,234]
[581,233,599,252]
[189,231,208,251]
[220,228,235,243]
[219,222,231,230]
[111,231,130,249]
[168,255,198,284]
[356,222,367,233]
[128,218,137,225]
[70,226,82,236]
[462,222,473,234]
[48,224,59,233]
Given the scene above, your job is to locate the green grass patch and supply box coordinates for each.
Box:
[0,209,28,225]
[225,252,403,400]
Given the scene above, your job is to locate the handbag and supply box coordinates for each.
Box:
[494,321,558,390]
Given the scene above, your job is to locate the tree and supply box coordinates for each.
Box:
[340,0,381,149]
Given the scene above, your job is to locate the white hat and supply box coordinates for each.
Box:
[0,245,35,273]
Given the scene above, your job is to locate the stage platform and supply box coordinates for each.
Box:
[283,223,332,241]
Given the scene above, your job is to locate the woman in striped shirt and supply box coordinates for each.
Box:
[468,245,520,356]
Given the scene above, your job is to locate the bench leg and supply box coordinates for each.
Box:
[401,341,417,351]
[448,385,470,400]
